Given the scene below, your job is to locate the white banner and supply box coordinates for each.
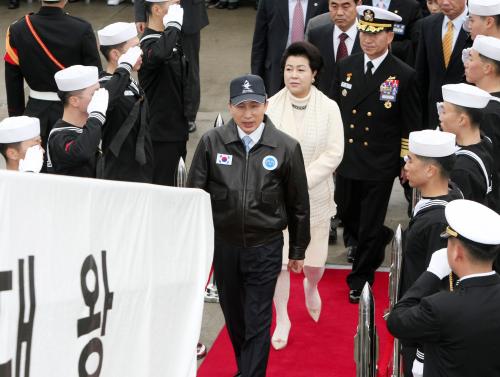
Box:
[0,170,214,377]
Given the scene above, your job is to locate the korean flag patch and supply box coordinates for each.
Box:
[262,155,278,170]
[216,153,233,165]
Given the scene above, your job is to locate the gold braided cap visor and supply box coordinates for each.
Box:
[357,20,394,33]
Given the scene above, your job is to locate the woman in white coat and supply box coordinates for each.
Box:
[266,41,344,350]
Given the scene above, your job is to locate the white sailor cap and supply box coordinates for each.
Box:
[0,116,40,144]
[442,83,493,108]
[144,0,168,3]
[469,0,500,16]
[356,6,402,33]
[442,199,500,245]
[472,35,500,61]
[98,22,138,46]
[54,65,99,92]
[409,130,458,157]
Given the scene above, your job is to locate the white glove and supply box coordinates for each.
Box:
[19,145,44,173]
[462,48,471,65]
[163,4,184,29]
[118,46,143,68]
[87,88,109,116]
[427,248,451,279]
[412,359,424,377]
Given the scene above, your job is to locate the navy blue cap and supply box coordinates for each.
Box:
[230,74,267,105]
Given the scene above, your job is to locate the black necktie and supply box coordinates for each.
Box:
[366,61,374,79]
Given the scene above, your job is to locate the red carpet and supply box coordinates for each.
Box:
[198,269,391,377]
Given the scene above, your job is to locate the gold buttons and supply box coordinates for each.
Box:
[365,127,370,131]
[352,109,357,114]
[363,141,368,146]
[350,124,355,129]
[367,112,372,117]
[348,138,354,144]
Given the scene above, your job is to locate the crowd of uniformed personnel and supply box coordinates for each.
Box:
[1,0,500,376]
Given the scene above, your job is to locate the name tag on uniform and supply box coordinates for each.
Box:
[341,81,352,90]
[380,78,400,102]
[216,153,233,165]
[393,23,405,35]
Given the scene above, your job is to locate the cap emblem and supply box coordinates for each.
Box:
[242,80,254,94]
[363,9,375,22]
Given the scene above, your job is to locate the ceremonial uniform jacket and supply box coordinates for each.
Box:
[47,116,103,178]
[332,52,421,180]
[139,27,189,143]
[400,187,463,297]
[362,0,422,66]
[4,7,101,116]
[481,92,500,213]
[98,68,153,183]
[451,137,494,206]
[187,117,311,259]
[388,271,500,377]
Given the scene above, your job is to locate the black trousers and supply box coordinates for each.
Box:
[336,174,394,290]
[25,98,63,150]
[152,140,187,186]
[183,32,200,122]
[214,236,283,377]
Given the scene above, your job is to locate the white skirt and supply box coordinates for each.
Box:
[281,220,330,267]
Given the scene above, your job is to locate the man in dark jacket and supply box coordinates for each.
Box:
[387,199,500,377]
[188,74,310,377]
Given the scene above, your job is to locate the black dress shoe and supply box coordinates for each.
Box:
[188,121,197,133]
[346,246,357,263]
[349,289,361,304]
[215,1,227,8]
[227,2,238,9]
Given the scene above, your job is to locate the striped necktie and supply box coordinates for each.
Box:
[443,21,454,68]
[242,135,252,153]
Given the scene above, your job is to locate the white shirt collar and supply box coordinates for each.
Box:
[334,22,358,42]
[237,122,265,148]
[364,49,389,74]
[443,6,468,31]
[459,271,496,282]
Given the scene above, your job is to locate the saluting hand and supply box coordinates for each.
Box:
[288,259,304,274]
[118,46,143,71]
[163,4,184,29]
[87,88,110,118]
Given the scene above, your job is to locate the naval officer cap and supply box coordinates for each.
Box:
[55,65,99,92]
[98,22,137,46]
[409,130,458,157]
[0,116,40,144]
[442,83,493,109]
[230,74,267,105]
[469,0,500,16]
[356,5,402,33]
[472,35,500,61]
[442,199,500,246]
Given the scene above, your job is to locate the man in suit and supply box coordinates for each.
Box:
[305,11,331,39]
[308,0,362,96]
[415,0,471,129]
[467,0,500,40]
[251,0,329,97]
[362,0,422,66]
[387,199,500,377]
[135,0,209,132]
[332,5,422,303]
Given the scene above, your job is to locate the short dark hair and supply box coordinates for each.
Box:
[57,88,85,106]
[99,41,127,62]
[416,154,456,179]
[0,142,20,161]
[145,1,154,19]
[478,53,500,76]
[480,14,500,28]
[459,238,500,263]
[453,104,483,128]
[280,41,323,77]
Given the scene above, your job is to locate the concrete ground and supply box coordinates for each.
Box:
[0,0,409,366]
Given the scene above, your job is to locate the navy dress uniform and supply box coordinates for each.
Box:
[96,23,154,183]
[332,6,422,301]
[4,2,102,149]
[188,75,310,377]
[47,66,109,178]
[440,84,495,206]
[387,199,500,377]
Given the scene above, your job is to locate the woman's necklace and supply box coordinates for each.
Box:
[291,103,307,110]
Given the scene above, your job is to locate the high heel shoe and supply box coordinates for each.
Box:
[304,278,322,322]
[271,318,291,350]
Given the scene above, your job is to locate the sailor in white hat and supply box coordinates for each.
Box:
[46,65,109,178]
[464,35,500,213]
[388,199,500,377]
[467,0,500,39]
[96,22,153,183]
[399,129,463,376]
[438,83,495,206]
[0,116,44,172]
